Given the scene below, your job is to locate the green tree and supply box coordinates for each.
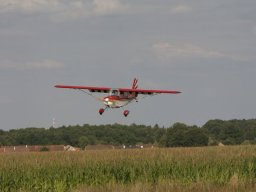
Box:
[78,136,89,150]
[183,129,208,146]
[166,123,188,147]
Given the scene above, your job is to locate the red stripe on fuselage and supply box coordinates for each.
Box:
[104,95,135,101]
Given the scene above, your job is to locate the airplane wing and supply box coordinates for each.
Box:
[55,85,181,94]
[119,88,181,95]
[55,85,111,93]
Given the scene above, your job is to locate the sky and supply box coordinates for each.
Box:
[0,0,256,130]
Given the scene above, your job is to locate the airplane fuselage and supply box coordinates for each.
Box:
[103,89,137,108]
[103,96,133,108]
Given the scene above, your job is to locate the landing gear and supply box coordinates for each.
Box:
[99,108,130,117]
[99,108,104,115]
[123,110,130,117]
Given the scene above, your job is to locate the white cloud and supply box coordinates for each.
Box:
[54,0,129,21]
[0,0,129,21]
[152,42,253,61]
[0,59,64,70]
[152,42,223,59]
[170,4,192,14]
[93,0,122,15]
[26,59,64,69]
[0,0,60,13]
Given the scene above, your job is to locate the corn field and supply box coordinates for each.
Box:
[0,145,256,192]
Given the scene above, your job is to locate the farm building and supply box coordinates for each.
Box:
[0,145,80,153]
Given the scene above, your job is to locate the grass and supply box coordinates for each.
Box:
[0,145,255,191]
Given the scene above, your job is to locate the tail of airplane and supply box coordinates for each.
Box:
[132,78,138,89]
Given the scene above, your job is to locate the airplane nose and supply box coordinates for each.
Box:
[104,97,114,106]
[104,98,111,106]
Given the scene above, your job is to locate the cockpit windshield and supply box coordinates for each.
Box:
[110,89,119,96]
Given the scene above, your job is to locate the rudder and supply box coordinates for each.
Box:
[132,78,138,89]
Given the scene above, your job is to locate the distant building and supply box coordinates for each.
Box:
[0,145,80,153]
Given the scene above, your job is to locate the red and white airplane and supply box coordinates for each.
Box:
[55,78,181,117]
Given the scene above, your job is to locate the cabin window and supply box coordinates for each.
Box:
[110,89,119,96]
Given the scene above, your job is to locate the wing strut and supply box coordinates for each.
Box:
[78,89,103,102]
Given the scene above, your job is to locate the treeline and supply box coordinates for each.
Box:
[0,119,256,148]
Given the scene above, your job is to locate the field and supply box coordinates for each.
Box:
[0,146,255,192]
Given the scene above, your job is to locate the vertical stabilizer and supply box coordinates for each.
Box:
[132,78,138,89]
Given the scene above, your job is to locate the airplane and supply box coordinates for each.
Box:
[55,78,181,117]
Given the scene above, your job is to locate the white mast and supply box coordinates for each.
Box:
[52,117,56,128]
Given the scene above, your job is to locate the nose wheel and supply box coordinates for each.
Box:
[99,108,105,115]
[123,110,130,117]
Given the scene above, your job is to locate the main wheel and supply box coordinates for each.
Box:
[99,108,104,115]
[123,110,130,117]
